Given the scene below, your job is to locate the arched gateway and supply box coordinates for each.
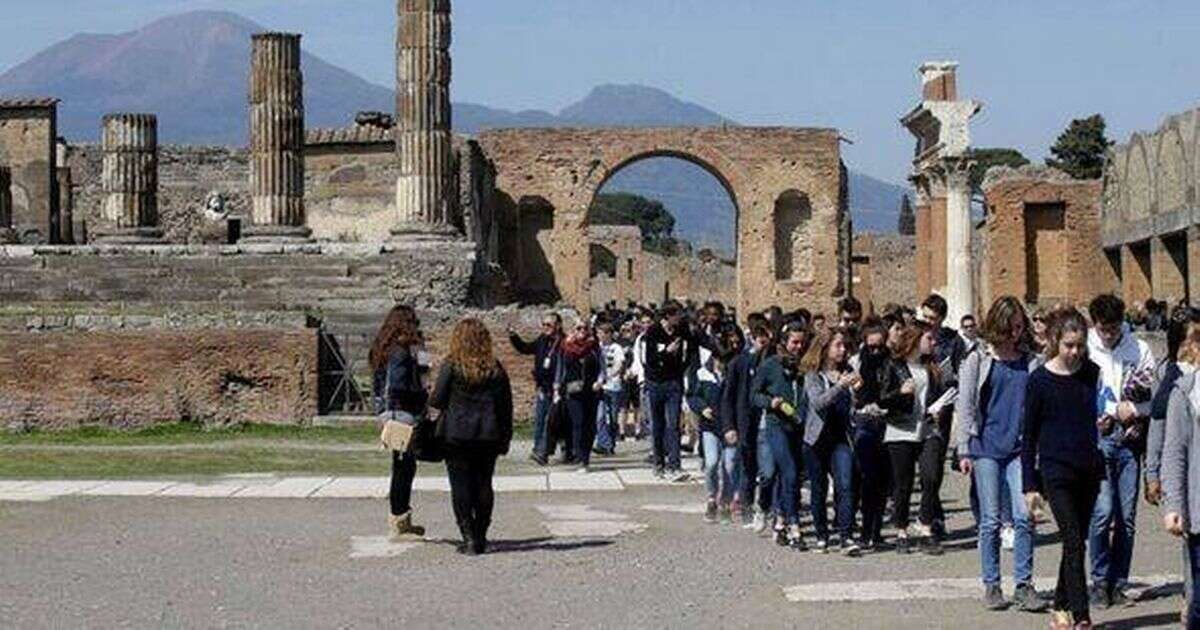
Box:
[477,126,850,315]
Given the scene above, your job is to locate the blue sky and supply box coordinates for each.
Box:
[2,0,1199,185]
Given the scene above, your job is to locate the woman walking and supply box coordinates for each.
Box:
[689,341,739,524]
[1022,308,1103,629]
[880,322,955,554]
[370,305,429,542]
[429,318,515,555]
[802,329,861,555]
[1161,322,1200,628]
[555,320,602,472]
[955,296,1046,612]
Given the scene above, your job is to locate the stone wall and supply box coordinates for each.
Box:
[68,131,499,265]
[852,233,917,312]
[477,126,847,315]
[0,100,58,243]
[1101,105,1200,305]
[982,166,1112,308]
[0,325,318,429]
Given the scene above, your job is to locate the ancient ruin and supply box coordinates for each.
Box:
[96,113,162,243]
[245,33,310,242]
[0,97,59,243]
[1102,106,1200,305]
[393,0,457,238]
[0,165,14,243]
[979,165,1110,307]
[902,62,981,322]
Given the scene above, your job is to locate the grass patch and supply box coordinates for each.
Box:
[0,447,387,479]
[0,422,378,447]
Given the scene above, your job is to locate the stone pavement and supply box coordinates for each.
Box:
[0,471,1192,629]
[0,460,702,502]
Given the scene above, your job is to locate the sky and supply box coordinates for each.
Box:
[2,0,1199,185]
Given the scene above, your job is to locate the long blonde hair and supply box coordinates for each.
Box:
[445,318,499,384]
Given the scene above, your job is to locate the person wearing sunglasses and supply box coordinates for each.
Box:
[508,312,564,466]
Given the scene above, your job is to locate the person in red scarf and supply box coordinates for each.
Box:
[555,319,603,472]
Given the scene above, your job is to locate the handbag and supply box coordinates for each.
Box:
[409,415,444,463]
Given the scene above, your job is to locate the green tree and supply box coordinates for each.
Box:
[1046,114,1113,179]
[897,194,915,235]
[588,192,681,254]
[967,148,1030,196]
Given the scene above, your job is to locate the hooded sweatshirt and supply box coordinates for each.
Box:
[1087,323,1156,452]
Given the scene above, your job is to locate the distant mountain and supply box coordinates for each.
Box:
[0,10,909,245]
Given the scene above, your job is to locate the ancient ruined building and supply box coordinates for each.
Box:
[978,166,1111,308]
[1102,106,1200,306]
[902,62,980,321]
[0,0,850,427]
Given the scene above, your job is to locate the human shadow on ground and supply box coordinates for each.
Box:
[483,537,616,554]
[1100,612,1182,629]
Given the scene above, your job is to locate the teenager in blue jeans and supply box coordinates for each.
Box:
[802,329,861,556]
[593,323,626,456]
[721,325,773,529]
[689,346,739,524]
[751,321,810,550]
[954,296,1046,612]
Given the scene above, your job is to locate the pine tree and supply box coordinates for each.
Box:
[1046,114,1113,180]
[897,194,915,235]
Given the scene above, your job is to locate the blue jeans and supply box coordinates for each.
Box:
[761,421,800,524]
[853,421,888,542]
[594,389,625,453]
[756,419,776,514]
[1187,534,1200,628]
[1088,441,1139,588]
[806,439,854,540]
[974,456,1034,585]
[646,380,683,470]
[532,390,552,457]
[702,431,738,503]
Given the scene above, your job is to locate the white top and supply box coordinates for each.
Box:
[885,362,931,444]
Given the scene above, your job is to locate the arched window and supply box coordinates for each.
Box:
[774,190,813,281]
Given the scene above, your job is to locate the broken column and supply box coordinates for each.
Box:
[56,139,74,244]
[244,32,310,242]
[0,166,16,244]
[901,62,981,321]
[97,113,163,244]
[393,0,458,238]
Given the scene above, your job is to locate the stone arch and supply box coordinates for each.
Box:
[1126,134,1154,221]
[1155,123,1189,213]
[586,149,741,223]
[773,189,814,281]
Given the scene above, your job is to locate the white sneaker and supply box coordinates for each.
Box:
[576,464,590,474]
[748,509,767,533]
[1001,524,1015,551]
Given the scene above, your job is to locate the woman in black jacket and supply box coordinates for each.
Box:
[555,320,602,472]
[370,305,429,541]
[429,318,514,555]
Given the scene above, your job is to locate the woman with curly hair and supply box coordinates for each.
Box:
[369,304,429,541]
[429,318,514,555]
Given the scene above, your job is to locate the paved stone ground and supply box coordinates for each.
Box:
[0,467,1190,629]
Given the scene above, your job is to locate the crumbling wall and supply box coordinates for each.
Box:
[0,100,58,243]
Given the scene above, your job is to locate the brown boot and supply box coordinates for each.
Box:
[388,511,426,542]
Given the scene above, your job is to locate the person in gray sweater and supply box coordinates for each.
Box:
[1159,325,1200,627]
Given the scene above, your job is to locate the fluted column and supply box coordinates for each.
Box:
[96,113,163,244]
[937,156,974,322]
[393,0,458,238]
[0,166,16,244]
[244,32,310,242]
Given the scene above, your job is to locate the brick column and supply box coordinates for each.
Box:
[393,0,458,239]
[244,33,310,242]
[0,166,16,244]
[1122,242,1153,306]
[1153,233,1188,303]
[96,113,163,244]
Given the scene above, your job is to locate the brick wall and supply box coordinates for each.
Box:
[0,328,317,428]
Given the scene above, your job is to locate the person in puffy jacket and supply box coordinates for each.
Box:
[429,318,514,556]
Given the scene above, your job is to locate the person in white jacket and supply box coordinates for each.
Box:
[1085,294,1157,608]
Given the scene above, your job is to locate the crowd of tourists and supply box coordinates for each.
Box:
[369,289,1200,630]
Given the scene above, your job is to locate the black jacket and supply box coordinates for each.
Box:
[509,332,561,393]
[643,323,691,383]
[429,363,514,455]
[372,347,428,416]
[878,358,952,439]
[720,349,766,436]
[555,346,602,400]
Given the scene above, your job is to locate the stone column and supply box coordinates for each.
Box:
[939,156,974,321]
[56,140,74,244]
[0,166,16,244]
[393,0,458,238]
[244,32,310,242]
[97,113,163,244]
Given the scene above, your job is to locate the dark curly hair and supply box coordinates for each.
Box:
[369,305,421,372]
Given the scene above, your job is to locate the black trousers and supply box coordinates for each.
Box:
[445,452,499,540]
[1044,473,1100,622]
[388,450,417,516]
[887,435,945,531]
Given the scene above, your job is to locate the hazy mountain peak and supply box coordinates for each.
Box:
[559,83,732,127]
